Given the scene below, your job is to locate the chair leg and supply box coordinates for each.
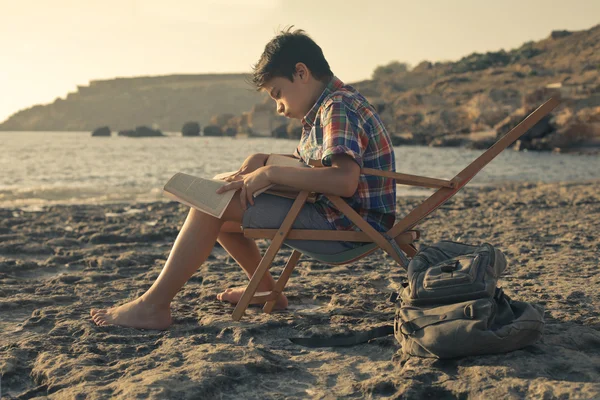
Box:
[399,243,418,258]
[263,250,301,314]
[231,191,310,321]
[231,236,285,321]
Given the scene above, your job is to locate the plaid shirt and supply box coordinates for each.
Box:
[293,76,396,232]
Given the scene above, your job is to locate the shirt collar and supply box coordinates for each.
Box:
[301,75,344,128]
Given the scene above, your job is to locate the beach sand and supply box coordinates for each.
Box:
[1,181,599,399]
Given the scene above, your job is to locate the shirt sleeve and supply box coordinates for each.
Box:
[320,100,367,167]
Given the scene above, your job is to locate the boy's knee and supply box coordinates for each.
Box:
[220,221,243,234]
[221,192,245,223]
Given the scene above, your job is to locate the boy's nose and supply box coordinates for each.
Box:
[277,103,284,114]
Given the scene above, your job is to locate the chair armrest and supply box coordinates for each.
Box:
[361,168,454,189]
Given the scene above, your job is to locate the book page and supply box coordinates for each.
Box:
[163,173,236,218]
[265,154,308,168]
[212,170,238,180]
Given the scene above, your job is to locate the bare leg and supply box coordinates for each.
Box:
[91,193,245,329]
[216,226,288,309]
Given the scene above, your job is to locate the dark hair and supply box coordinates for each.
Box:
[251,27,333,90]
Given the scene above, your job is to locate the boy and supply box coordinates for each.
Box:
[91,28,396,330]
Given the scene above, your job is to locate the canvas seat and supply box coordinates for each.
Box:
[288,242,378,265]
[222,97,560,321]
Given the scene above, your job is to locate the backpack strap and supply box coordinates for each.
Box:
[383,232,410,266]
[398,305,479,336]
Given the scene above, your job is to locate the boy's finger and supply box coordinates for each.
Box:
[246,188,254,207]
[216,181,240,193]
[224,174,243,183]
[240,185,247,210]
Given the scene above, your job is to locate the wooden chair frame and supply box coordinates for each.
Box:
[224,98,560,321]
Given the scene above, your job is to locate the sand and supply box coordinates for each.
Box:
[1,181,599,399]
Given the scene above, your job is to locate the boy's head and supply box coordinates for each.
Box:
[252,27,333,120]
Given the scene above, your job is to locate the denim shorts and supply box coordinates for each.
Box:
[241,194,359,255]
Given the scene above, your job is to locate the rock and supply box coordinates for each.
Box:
[494,108,554,148]
[203,125,222,136]
[118,126,164,137]
[91,126,111,137]
[547,122,600,150]
[429,134,471,147]
[522,87,562,110]
[535,105,600,151]
[136,126,164,137]
[390,133,419,146]
[209,113,235,128]
[271,123,288,138]
[248,98,287,137]
[181,122,200,136]
[286,120,303,140]
[467,136,497,150]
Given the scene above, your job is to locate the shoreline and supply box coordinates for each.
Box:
[1,181,599,398]
[0,130,598,155]
[2,178,600,212]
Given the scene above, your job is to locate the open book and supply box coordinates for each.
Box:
[163,173,236,218]
[214,154,314,199]
[163,154,316,218]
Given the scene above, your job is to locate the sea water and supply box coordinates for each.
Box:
[1,131,599,209]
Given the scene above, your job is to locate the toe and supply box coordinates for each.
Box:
[91,308,106,317]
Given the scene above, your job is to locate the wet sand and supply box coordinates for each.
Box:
[1,181,599,399]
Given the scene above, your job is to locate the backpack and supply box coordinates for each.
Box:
[394,241,545,358]
[290,241,545,360]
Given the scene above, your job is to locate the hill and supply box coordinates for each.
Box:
[351,25,599,151]
[0,74,266,132]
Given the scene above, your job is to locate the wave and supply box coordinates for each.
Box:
[0,185,167,210]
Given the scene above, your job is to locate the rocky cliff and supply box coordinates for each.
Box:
[352,25,599,151]
[0,74,266,132]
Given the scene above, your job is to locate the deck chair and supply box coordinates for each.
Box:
[223,97,560,321]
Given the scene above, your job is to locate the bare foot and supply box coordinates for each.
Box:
[90,297,172,330]
[217,287,288,309]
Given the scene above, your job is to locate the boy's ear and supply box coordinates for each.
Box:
[294,62,310,82]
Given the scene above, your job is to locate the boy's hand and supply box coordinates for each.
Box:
[222,153,269,182]
[216,167,272,211]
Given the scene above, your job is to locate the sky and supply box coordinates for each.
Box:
[1,0,598,123]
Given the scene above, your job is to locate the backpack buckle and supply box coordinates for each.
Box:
[440,260,460,273]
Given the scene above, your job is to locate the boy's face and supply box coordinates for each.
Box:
[263,73,315,120]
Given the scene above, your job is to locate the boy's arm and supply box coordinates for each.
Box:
[218,153,297,182]
[265,154,360,197]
